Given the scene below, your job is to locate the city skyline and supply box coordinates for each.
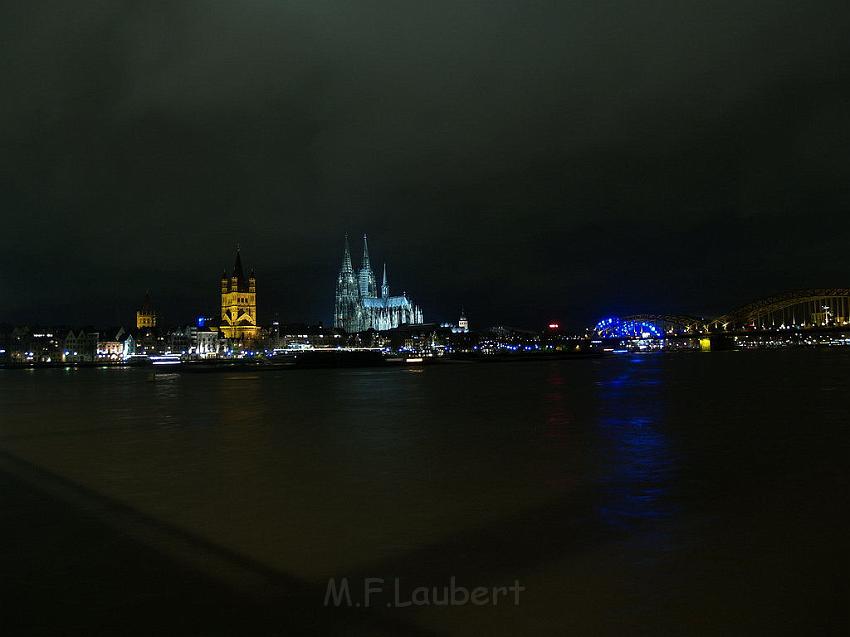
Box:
[0,237,846,332]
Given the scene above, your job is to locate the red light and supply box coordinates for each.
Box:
[548,323,560,330]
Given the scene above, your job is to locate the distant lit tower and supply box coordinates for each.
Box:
[358,234,377,298]
[334,234,361,330]
[220,246,259,342]
[458,308,469,333]
[381,263,389,299]
[136,292,157,329]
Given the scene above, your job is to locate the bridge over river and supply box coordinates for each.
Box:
[592,289,850,343]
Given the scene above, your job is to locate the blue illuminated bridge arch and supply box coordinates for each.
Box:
[593,315,704,338]
[593,290,850,338]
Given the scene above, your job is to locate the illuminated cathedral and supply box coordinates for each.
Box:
[334,235,424,332]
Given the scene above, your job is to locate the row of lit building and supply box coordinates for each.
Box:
[1,245,478,364]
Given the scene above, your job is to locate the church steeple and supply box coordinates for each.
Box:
[232,245,245,282]
[381,263,389,298]
[220,246,258,342]
[358,234,377,298]
[136,291,157,329]
[341,234,353,273]
[360,234,372,272]
[459,306,469,332]
[335,233,361,330]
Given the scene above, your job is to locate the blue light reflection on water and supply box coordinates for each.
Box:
[593,356,678,531]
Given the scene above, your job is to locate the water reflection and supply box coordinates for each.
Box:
[540,365,576,492]
[543,366,570,444]
[594,357,677,529]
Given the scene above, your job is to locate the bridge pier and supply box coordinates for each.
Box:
[702,334,734,351]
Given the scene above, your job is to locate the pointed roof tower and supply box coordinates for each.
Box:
[232,245,245,281]
[341,233,353,273]
[360,234,372,273]
[381,262,389,298]
[357,234,377,298]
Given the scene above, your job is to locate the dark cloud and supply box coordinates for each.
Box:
[1,1,848,327]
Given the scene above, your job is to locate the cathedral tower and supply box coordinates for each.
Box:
[358,235,377,299]
[220,247,259,342]
[334,234,361,331]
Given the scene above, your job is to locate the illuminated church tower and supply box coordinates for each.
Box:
[357,235,378,298]
[334,234,361,330]
[458,308,469,332]
[220,247,259,342]
[136,292,157,329]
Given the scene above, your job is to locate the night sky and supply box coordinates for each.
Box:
[1,1,848,329]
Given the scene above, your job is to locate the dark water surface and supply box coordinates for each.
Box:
[1,350,847,635]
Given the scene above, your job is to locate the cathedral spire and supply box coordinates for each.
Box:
[381,262,389,298]
[341,233,353,273]
[335,233,360,330]
[358,234,377,298]
[361,234,372,272]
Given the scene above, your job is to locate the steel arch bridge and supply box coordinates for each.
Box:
[593,289,850,338]
[593,314,704,338]
[708,288,850,331]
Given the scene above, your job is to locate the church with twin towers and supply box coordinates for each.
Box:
[334,234,424,332]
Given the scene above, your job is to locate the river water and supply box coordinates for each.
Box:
[1,350,847,635]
